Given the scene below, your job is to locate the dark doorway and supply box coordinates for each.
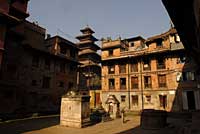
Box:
[159,95,167,109]
[108,103,113,114]
[95,93,100,106]
[187,91,196,110]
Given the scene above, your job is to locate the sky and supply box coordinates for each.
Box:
[27,0,171,43]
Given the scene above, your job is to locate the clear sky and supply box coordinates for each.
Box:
[27,0,170,42]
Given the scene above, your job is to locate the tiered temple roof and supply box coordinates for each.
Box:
[76,26,101,65]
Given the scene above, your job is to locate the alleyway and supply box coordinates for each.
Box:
[0,115,194,134]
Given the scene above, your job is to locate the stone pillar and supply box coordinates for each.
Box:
[60,93,91,128]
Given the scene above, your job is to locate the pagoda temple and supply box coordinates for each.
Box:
[76,26,101,108]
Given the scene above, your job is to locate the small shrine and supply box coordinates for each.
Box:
[60,91,91,128]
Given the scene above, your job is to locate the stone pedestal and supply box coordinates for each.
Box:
[60,94,91,128]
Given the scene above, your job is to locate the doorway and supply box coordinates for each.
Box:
[159,95,167,109]
[186,91,196,110]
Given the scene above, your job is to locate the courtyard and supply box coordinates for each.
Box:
[0,114,194,134]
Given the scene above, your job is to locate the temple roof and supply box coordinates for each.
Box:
[80,26,95,34]
[76,34,98,41]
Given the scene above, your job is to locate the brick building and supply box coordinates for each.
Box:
[0,0,29,69]
[101,28,200,112]
[0,1,79,117]
[76,26,101,108]
[162,0,200,65]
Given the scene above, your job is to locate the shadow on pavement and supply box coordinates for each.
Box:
[116,125,173,134]
[0,116,59,134]
[116,126,141,134]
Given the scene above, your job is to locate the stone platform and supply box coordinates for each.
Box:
[60,94,91,128]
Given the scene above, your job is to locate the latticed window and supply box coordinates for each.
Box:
[60,45,67,55]
[31,80,37,86]
[42,76,51,88]
[158,75,167,87]
[120,78,126,90]
[68,82,73,89]
[121,95,126,102]
[144,76,151,88]
[159,95,167,109]
[59,81,64,88]
[108,49,113,56]
[108,65,115,74]
[156,39,163,47]
[109,79,115,90]
[70,49,76,58]
[145,95,151,103]
[44,58,50,70]
[32,55,39,67]
[157,58,165,69]
[60,63,65,73]
[132,95,138,106]
[143,58,151,71]
[131,62,138,72]
[119,64,126,73]
[131,77,138,89]
[182,72,195,81]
